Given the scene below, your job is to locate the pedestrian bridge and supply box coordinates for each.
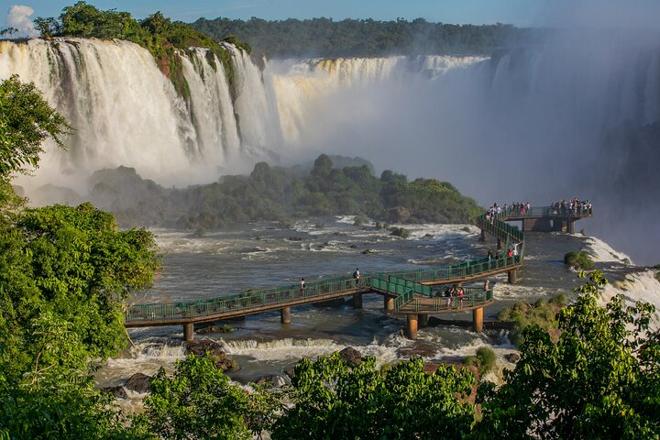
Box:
[125,205,588,340]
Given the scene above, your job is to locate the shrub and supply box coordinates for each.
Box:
[390,227,411,238]
[564,251,594,270]
[475,347,497,374]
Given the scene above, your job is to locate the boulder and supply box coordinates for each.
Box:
[339,347,363,367]
[125,373,151,393]
[102,385,128,399]
[504,352,521,363]
[186,339,238,371]
[284,366,296,380]
[255,374,290,388]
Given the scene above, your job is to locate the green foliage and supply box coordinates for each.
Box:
[90,156,482,229]
[497,294,567,345]
[192,17,540,58]
[272,354,476,439]
[0,75,69,178]
[0,74,158,440]
[38,2,250,98]
[564,250,595,270]
[140,355,251,440]
[477,271,660,439]
[389,226,411,238]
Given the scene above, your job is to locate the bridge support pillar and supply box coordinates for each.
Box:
[280,307,291,325]
[419,314,429,328]
[473,307,484,333]
[497,238,503,250]
[479,229,486,242]
[567,220,575,234]
[406,314,419,339]
[353,293,363,309]
[508,269,518,284]
[384,296,395,312]
[183,323,194,342]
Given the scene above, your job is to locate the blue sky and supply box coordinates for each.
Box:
[2,0,545,29]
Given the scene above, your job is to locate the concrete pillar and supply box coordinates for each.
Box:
[479,229,486,242]
[497,238,503,250]
[384,296,395,312]
[473,307,484,333]
[183,322,194,342]
[567,220,575,234]
[280,307,291,325]
[508,269,518,284]
[353,292,363,309]
[406,314,419,339]
[419,314,429,328]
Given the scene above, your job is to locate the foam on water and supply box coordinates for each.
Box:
[582,235,633,265]
[601,270,660,325]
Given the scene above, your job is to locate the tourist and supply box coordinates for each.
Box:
[446,286,454,308]
[353,268,360,287]
[507,247,513,259]
[300,277,305,294]
[458,286,465,308]
[483,279,489,292]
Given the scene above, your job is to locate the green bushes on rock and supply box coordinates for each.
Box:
[564,250,595,270]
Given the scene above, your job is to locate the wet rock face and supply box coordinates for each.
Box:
[505,352,521,363]
[255,374,290,388]
[339,346,363,367]
[185,339,238,372]
[125,373,151,393]
[102,385,129,399]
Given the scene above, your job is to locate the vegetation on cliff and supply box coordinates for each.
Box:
[85,154,483,229]
[192,17,544,58]
[33,2,250,98]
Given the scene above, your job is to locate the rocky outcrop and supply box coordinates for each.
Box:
[339,347,363,367]
[125,373,151,393]
[505,352,521,363]
[186,339,238,371]
[102,385,129,399]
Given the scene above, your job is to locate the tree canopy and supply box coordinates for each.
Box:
[192,17,545,58]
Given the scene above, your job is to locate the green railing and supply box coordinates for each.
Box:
[126,212,523,324]
[494,205,592,219]
[402,288,493,312]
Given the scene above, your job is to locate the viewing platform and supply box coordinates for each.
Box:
[498,205,592,234]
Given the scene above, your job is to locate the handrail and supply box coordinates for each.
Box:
[126,211,524,324]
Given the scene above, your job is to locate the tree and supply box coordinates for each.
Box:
[0,75,69,178]
[272,354,476,439]
[141,355,251,440]
[477,271,660,439]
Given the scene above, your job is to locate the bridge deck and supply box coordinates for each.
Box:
[124,205,563,338]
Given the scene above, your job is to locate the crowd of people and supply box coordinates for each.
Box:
[550,198,592,216]
[485,202,532,222]
[485,199,592,221]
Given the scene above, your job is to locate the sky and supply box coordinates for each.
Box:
[1,0,546,30]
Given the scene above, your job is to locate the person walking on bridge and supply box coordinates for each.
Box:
[353,268,360,287]
[299,277,305,295]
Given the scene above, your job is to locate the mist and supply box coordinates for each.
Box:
[269,1,660,264]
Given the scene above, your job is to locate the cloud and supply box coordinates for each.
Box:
[6,4,37,37]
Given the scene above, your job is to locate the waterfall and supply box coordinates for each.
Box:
[0,40,484,185]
